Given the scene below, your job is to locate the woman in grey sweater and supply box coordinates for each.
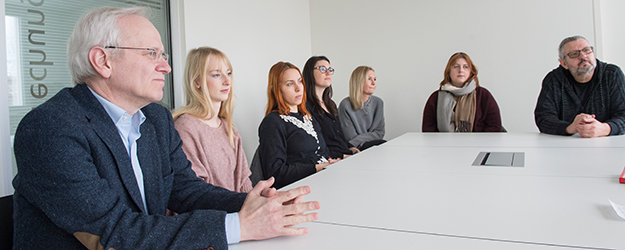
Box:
[338,66,386,150]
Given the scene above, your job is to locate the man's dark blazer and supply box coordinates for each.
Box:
[12,84,247,250]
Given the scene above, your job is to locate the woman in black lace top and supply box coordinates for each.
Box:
[257,61,336,189]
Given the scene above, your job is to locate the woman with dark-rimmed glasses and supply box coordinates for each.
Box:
[303,56,359,159]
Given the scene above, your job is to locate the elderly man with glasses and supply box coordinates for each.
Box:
[12,6,320,250]
[534,35,625,137]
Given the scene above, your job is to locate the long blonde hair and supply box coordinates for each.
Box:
[172,47,236,146]
[348,66,374,110]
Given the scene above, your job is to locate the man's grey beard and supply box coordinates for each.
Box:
[574,59,595,76]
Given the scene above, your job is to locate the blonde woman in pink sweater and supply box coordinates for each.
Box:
[172,47,252,192]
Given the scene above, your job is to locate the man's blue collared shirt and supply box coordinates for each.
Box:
[88,86,240,244]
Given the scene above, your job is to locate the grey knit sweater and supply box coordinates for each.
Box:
[338,95,385,147]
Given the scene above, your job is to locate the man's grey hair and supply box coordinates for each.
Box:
[67,6,149,84]
[558,35,587,60]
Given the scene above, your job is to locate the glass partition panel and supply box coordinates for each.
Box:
[4,0,173,178]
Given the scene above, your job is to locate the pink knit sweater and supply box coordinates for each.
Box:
[174,114,253,192]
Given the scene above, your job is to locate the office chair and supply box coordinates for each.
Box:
[249,148,264,186]
[0,195,13,250]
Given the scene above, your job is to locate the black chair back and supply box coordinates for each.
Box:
[0,195,13,250]
[249,148,264,186]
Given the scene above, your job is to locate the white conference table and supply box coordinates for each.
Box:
[232,132,625,250]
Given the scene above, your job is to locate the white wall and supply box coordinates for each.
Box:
[599,0,625,67]
[178,0,312,161]
[309,0,595,139]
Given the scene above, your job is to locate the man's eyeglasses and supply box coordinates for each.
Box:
[104,46,169,61]
[566,46,593,59]
[313,66,335,75]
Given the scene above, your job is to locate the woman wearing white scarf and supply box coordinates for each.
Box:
[422,52,503,132]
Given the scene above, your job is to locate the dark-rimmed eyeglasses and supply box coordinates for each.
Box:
[104,46,169,61]
[313,66,335,75]
[566,46,593,59]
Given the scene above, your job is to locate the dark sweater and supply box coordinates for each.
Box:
[306,103,354,159]
[534,59,625,135]
[258,112,330,189]
[422,86,502,132]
